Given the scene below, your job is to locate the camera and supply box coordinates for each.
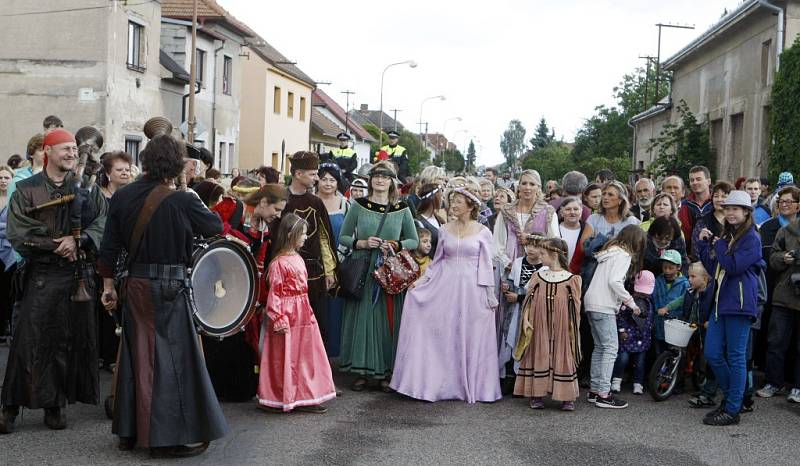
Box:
[791,272,800,294]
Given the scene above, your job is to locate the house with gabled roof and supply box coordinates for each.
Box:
[311,89,376,168]
[631,0,800,179]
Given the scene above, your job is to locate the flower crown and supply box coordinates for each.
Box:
[452,187,481,205]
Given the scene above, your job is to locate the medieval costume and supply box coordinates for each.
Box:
[257,254,336,411]
[390,227,502,403]
[97,179,228,449]
[513,270,582,402]
[283,152,338,343]
[339,197,418,382]
[1,151,107,431]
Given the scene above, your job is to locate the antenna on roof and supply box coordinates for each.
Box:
[654,22,696,102]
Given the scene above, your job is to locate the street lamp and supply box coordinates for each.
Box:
[418,95,445,158]
[378,60,417,148]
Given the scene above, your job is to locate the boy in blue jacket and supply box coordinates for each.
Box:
[653,249,690,354]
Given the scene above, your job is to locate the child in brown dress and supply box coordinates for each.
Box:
[513,238,582,411]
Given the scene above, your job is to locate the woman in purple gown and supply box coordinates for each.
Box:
[390,185,502,403]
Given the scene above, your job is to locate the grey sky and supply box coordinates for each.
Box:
[220,0,744,166]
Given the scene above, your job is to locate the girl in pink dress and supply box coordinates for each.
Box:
[257,213,336,413]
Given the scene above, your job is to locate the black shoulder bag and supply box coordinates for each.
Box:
[338,206,389,299]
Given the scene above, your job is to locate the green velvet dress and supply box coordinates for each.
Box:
[338,197,419,379]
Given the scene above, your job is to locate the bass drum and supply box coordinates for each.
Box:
[189,237,258,338]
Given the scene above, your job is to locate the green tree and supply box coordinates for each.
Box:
[499,119,527,169]
[571,105,632,177]
[647,100,713,180]
[770,36,800,179]
[529,117,554,150]
[437,148,465,173]
[614,65,671,117]
[521,141,572,183]
[466,140,476,173]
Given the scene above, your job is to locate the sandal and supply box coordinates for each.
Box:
[351,378,368,392]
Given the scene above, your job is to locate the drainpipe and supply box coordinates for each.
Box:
[212,41,225,169]
[758,0,784,70]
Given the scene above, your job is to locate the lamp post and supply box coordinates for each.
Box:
[418,95,445,161]
[378,60,417,148]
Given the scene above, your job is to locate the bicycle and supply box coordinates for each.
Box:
[647,318,697,401]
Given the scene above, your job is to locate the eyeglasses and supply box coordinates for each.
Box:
[778,199,798,205]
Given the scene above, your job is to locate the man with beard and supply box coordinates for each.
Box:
[97,135,228,457]
[0,128,107,433]
[282,151,337,343]
[631,178,655,221]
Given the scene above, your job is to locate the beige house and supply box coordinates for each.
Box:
[632,0,800,179]
[161,0,254,174]
[0,0,166,161]
[239,38,315,174]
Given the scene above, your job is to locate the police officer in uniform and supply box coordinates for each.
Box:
[323,132,358,182]
[375,130,409,181]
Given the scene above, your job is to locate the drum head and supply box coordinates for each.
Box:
[190,239,257,337]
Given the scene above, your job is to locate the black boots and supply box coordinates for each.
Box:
[44,407,66,430]
[0,406,19,434]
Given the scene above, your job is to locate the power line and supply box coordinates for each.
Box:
[0,0,157,18]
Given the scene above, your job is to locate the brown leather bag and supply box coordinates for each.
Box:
[373,248,420,295]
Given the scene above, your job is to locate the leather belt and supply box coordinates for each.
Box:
[129,263,188,280]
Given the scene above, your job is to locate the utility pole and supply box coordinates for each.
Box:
[187,0,198,143]
[341,90,355,136]
[390,109,402,131]
[639,55,657,110]
[654,23,695,103]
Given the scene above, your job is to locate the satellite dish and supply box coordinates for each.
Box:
[144,117,174,139]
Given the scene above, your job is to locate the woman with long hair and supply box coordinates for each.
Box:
[692,181,732,259]
[339,162,419,392]
[696,191,763,426]
[584,225,647,409]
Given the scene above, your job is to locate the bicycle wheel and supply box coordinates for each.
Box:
[648,350,680,402]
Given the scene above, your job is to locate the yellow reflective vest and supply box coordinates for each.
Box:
[332,147,356,158]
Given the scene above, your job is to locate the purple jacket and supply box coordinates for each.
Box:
[617,294,654,353]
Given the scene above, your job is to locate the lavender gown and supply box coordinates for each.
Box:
[390,227,502,403]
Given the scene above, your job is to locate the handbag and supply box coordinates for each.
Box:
[373,248,420,295]
[337,206,390,299]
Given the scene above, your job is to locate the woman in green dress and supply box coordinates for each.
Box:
[339,161,419,392]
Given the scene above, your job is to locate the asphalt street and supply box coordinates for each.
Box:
[1,345,799,465]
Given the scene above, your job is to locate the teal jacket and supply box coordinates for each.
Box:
[653,274,690,341]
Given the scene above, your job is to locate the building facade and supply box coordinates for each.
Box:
[632,0,800,180]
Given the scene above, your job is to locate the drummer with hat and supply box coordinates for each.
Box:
[97,134,228,457]
[375,130,410,181]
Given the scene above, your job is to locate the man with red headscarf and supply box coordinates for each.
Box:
[0,128,107,434]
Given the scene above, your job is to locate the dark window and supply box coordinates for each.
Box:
[127,21,145,72]
[222,56,233,95]
[196,49,206,86]
[125,136,142,165]
[761,39,772,87]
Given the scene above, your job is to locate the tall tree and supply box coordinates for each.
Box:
[437,148,465,173]
[499,119,526,169]
[529,117,553,150]
[466,140,476,173]
[770,36,800,179]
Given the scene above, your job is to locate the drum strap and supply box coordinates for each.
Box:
[128,185,177,264]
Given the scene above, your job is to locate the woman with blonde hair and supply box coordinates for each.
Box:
[339,161,419,392]
[586,181,640,239]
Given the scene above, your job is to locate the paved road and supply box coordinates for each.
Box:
[1,345,799,465]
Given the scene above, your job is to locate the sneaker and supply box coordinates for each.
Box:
[595,394,628,409]
[688,395,716,408]
[632,383,644,395]
[705,401,725,419]
[703,411,740,426]
[586,392,598,404]
[529,398,544,409]
[788,388,800,403]
[610,378,622,393]
[560,401,575,411]
[756,384,780,398]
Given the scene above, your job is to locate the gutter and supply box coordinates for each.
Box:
[758,0,784,70]
[212,40,225,168]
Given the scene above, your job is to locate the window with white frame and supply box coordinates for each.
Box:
[127,21,145,71]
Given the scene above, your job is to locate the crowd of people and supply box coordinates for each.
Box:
[0,115,799,457]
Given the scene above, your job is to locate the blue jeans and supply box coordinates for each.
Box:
[704,314,750,415]
[612,351,646,384]
[588,312,618,395]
